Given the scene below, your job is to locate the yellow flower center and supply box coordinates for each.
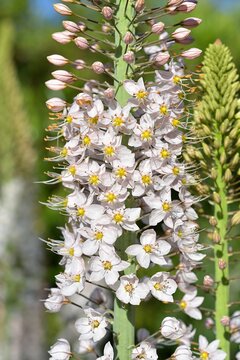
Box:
[160,149,170,158]
[103,261,113,270]
[179,300,187,309]
[105,192,117,203]
[172,166,180,175]
[113,116,124,127]
[143,244,152,253]
[141,175,152,185]
[73,274,81,282]
[154,282,163,291]
[141,129,152,140]
[160,104,168,115]
[61,148,68,157]
[66,115,72,123]
[88,116,99,124]
[125,283,134,293]
[136,90,148,100]
[89,174,99,185]
[173,75,181,84]
[82,135,91,146]
[200,351,209,360]
[91,320,100,328]
[113,213,124,224]
[177,230,183,238]
[94,231,103,240]
[172,118,180,127]
[104,146,115,156]
[77,207,85,217]
[69,165,76,175]
[116,167,127,178]
[68,247,75,256]
[162,201,171,212]
[181,177,187,185]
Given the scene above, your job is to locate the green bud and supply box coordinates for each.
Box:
[230,153,239,168]
[231,211,240,226]
[229,127,238,140]
[202,142,211,157]
[214,138,221,149]
[224,168,232,182]
[209,216,218,226]
[213,192,221,204]
[220,151,226,165]
[220,119,229,133]
[224,136,231,149]
[211,168,218,179]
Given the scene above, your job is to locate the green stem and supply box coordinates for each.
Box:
[113,1,136,359]
[214,135,230,359]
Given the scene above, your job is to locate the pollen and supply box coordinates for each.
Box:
[73,274,81,282]
[77,207,85,217]
[89,174,99,185]
[154,282,163,291]
[162,201,171,212]
[160,104,168,115]
[116,167,127,178]
[141,129,152,141]
[103,260,113,270]
[94,231,103,240]
[82,135,91,146]
[113,213,124,224]
[104,146,115,156]
[66,115,72,123]
[160,149,170,158]
[141,175,152,185]
[91,320,100,328]
[88,116,99,124]
[69,165,76,176]
[113,116,124,127]
[177,230,183,238]
[179,300,187,309]
[172,118,180,127]
[60,147,68,157]
[105,192,117,203]
[173,75,181,84]
[172,166,180,175]
[143,244,152,253]
[136,90,148,100]
[200,351,209,360]
[68,247,75,256]
[125,283,134,293]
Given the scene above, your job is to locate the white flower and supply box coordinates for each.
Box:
[230,311,240,343]
[171,345,193,360]
[179,290,204,320]
[131,342,158,360]
[126,229,171,268]
[116,274,149,305]
[148,272,177,302]
[198,335,226,360]
[78,339,94,354]
[89,246,129,285]
[107,207,141,233]
[160,317,184,340]
[75,308,109,342]
[44,288,67,313]
[55,258,85,296]
[48,339,71,360]
[124,78,149,106]
[97,342,114,360]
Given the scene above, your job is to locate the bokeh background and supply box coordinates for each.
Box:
[0,0,239,359]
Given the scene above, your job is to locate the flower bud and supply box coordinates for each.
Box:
[52,70,76,83]
[74,37,89,49]
[53,3,73,15]
[90,43,100,52]
[175,36,194,44]
[168,0,184,5]
[154,51,170,66]
[181,48,202,59]
[44,288,68,312]
[152,22,165,34]
[45,79,67,91]
[62,20,79,33]
[218,259,227,270]
[47,54,69,66]
[49,339,71,360]
[221,316,230,327]
[102,6,114,20]
[172,27,191,40]
[124,31,134,44]
[180,17,202,28]
[161,317,183,340]
[74,59,86,70]
[46,97,67,112]
[104,87,115,99]
[78,21,86,32]
[177,1,197,13]
[231,211,240,226]
[102,24,112,33]
[52,31,73,44]
[209,216,217,226]
[205,317,214,329]
[135,0,145,12]
[212,192,221,204]
[92,61,105,74]
[123,51,135,64]
[203,275,214,288]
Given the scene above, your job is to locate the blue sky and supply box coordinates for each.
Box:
[32,0,240,19]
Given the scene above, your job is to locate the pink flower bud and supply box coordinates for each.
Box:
[181,48,202,59]
[221,316,230,327]
[172,27,191,40]
[74,37,89,49]
[62,20,79,33]
[102,6,114,20]
[46,97,67,112]
[124,32,134,45]
[47,54,68,66]
[74,59,86,70]
[52,70,76,83]
[135,0,145,12]
[104,87,115,99]
[154,51,170,66]
[152,22,165,34]
[102,24,112,33]
[123,51,135,64]
[175,35,194,44]
[205,317,214,329]
[180,17,202,28]
[45,79,67,91]
[92,61,105,74]
[218,259,227,270]
[177,1,197,13]
[52,31,73,44]
[53,3,72,15]
[78,22,86,32]
[203,275,214,287]
[90,43,100,52]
